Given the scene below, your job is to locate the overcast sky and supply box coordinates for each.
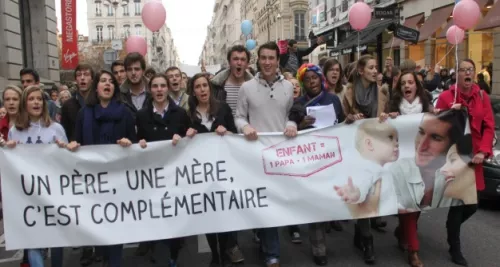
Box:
[55,0,215,65]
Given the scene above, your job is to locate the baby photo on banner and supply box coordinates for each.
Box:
[0,110,476,249]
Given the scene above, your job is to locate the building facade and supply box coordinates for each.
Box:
[199,0,310,66]
[86,0,180,71]
[0,0,60,91]
[199,0,244,67]
[310,0,500,95]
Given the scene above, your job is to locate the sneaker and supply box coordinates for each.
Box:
[226,245,244,263]
[291,232,302,244]
[266,258,280,267]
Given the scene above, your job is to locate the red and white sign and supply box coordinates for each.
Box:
[61,0,78,70]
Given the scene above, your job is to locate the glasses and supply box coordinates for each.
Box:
[458,68,474,73]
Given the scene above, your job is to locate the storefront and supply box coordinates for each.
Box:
[384,13,424,67]
[473,0,500,93]
[328,18,397,69]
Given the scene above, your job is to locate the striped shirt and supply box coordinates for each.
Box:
[224,84,240,115]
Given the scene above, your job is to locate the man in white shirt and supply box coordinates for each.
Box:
[235,41,297,267]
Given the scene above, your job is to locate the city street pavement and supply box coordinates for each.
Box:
[0,205,499,266]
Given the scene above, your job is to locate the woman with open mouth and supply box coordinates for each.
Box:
[135,73,190,267]
[4,85,67,267]
[66,69,138,267]
[436,58,495,266]
[0,85,22,145]
[293,63,345,266]
[323,59,345,103]
[185,73,242,267]
[382,70,433,267]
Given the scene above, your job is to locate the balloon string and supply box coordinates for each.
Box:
[357,31,360,59]
[436,44,456,66]
[453,29,459,104]
[389,37,395,59]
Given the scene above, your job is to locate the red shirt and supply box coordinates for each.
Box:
[435,84,495,191]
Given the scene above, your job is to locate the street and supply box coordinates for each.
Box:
[0,205,498,266]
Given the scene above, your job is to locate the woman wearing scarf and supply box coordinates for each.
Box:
[294,63,344,266]
[67,69,137,267]
[185,73,241,267]
[4,85,67,267]
[436,59,495,266]
[382,71,433,267]
[135,73,190,267]
[343,54,389,264]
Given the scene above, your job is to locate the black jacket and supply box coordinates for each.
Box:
[189,102,237,134]
[136,97,190,142]
[60,93,85,141]
[120,77,152,115]
[279,42,319,72]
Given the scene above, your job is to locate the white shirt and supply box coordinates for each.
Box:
[389,158,453,211]
[349,158,398,216]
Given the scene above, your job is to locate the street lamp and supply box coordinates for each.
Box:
[276,13,282,41]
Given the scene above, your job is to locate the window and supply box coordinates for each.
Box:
[294,12,306,41]
[123,4,129,16]
[107,6,114,16]
[96,25,103,42]
[95,2,102,16]
[135,24,142,35]
[123,24,130,37]
[134,0,141,15]
[108,25,115,40]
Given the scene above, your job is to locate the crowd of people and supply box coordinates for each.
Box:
[0,38,495,267]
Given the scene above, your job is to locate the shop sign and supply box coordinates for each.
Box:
[394,24,420,44]
[341,47,353,55]
[329,51,340,57]
[374,7,397,20]
[356,45,367,52]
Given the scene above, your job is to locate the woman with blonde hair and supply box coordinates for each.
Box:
[0,85,22,143]
[343,54,389,264]
[4,85,67,267]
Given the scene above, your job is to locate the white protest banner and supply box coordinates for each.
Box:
[0,112,476,250]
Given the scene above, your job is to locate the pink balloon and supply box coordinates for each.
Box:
[453,0,480,30]
[142,1,167,32]
[349,2,372,31]
[446,25,465,45]
[126,35,147,56]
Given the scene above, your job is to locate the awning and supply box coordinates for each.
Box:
[360,19,394,44]
[475,0,500,30]
[384,13,424,48]
[418,5,454,42]
[328,19,395,54]
[438,0,491,38]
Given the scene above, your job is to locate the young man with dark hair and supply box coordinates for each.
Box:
[145,68,156,80]
[60,63,94,142]
[279,37,324,75]
[19,68,59,120]
[235,41,298,267]
[211,45,253,115]
[165,66,189,110]
[111,60,127,85]
[20,68,40,88]
[121,52,151,113]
